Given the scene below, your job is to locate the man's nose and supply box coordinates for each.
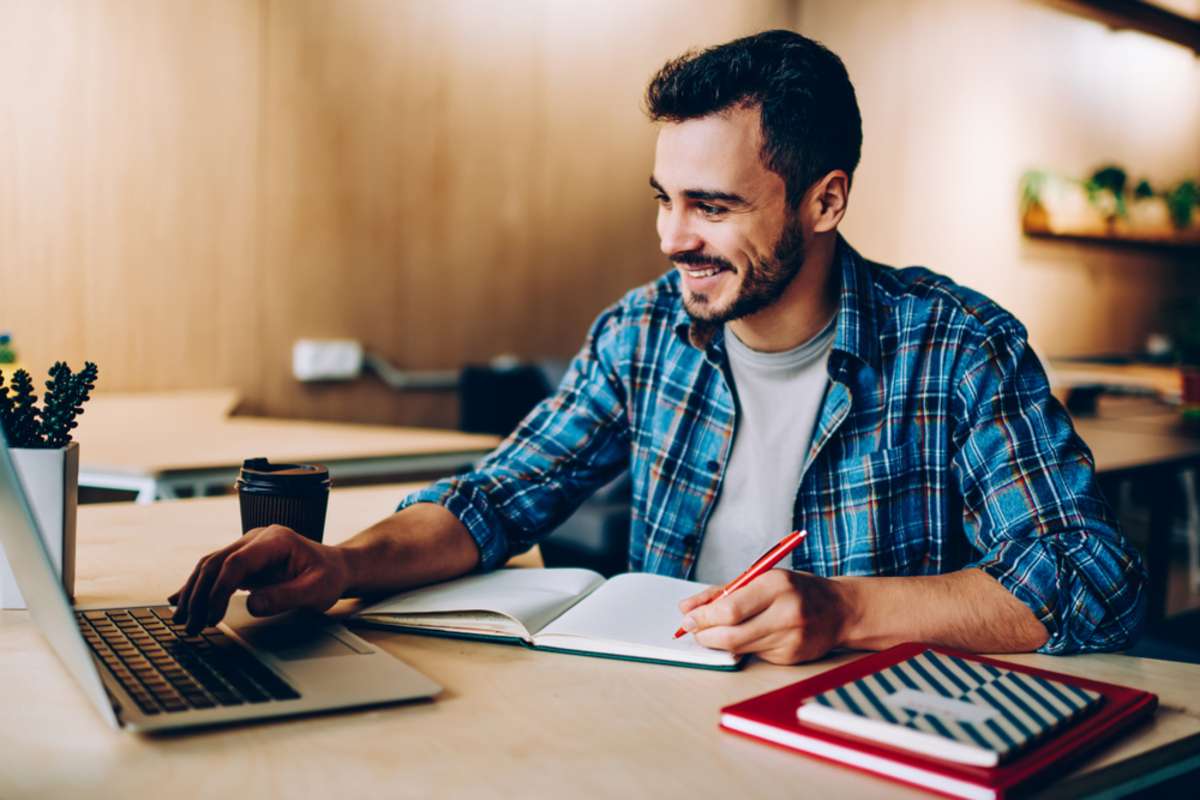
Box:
[658,208,703,257]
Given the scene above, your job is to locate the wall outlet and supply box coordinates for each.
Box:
[292,339,364,382]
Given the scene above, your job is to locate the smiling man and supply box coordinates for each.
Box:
[172,30,1146,663]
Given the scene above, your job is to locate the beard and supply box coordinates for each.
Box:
[676,219,807,325]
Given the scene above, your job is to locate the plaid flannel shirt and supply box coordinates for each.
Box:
[400,238,1147,654]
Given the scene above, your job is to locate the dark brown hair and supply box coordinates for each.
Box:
[646,30,862,207]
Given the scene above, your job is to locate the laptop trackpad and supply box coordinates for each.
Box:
[223,594,361,660]
[236,624,356,661]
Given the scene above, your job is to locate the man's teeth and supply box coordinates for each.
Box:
[687,266,722,278]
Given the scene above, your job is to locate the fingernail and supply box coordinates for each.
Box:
[682,616,697,632]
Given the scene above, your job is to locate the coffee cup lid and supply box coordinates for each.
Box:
[236,457,331,495]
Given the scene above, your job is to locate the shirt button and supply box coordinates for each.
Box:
[683,535,698,548]
[706,460,720,472]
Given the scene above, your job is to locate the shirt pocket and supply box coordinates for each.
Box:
[815,443,930,576]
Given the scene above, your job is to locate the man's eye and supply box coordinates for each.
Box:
[654,194,671,206]
[697,203,725,217]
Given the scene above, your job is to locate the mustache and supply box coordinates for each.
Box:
[671,252,735,270]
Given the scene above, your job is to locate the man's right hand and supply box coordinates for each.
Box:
[169,525,351,635]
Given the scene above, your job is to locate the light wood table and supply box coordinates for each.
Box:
[73,390,500,503]
[1048,362,1184,402]
[2,486,1199,799]
[1074,415,1200,622]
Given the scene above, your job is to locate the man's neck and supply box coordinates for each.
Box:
[727,233,840,353]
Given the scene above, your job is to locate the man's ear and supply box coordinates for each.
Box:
[806,170,850,233]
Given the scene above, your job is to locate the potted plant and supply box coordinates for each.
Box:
[0,361,98,608]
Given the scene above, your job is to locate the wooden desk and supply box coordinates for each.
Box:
[1075,417,1200,476]
[1049,362,1184,402]
[2,487,1199,798]
[1073,415,1200,623]
[73,391,500,503]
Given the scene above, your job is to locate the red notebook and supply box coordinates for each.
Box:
[719,643,1157,799]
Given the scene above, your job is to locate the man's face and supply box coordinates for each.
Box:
[651,105,804,324]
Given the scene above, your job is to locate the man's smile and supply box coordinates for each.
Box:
[678,262,735,295]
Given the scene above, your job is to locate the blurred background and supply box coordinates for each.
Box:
[2,0,1196,425]
[1,0,1199,650]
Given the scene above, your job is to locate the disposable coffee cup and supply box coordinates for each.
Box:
[236,458,331,543]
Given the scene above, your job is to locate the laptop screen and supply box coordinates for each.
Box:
[0,433,116,725]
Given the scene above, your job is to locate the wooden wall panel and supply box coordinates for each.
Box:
[0,1,262,395]
[253,0,796,425]
[0,0,798,427]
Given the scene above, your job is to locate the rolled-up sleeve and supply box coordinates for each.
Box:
[952,325,1147,654]
[397,303,632,571]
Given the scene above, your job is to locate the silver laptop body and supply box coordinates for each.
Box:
[0,436,440,732]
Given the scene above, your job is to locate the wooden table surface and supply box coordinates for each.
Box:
[73,390,500,476]
[1048,362,1184,401]
[3,486,1199,799]
[1074,417,1200,475]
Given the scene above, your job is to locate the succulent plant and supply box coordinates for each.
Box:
[0,361,99,448]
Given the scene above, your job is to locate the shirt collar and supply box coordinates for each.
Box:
[672,235,881,369]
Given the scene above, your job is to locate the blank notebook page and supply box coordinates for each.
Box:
[535,572,737,665]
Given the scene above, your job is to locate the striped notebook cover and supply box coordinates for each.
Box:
[797,649,1103,766]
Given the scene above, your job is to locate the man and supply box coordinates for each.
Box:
[172,30,1145,664]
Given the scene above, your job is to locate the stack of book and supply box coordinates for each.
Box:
[720,643,1157,799]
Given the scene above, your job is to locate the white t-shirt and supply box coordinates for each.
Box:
[693,315,836,584]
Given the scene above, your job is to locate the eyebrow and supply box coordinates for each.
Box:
[649,176,749,207]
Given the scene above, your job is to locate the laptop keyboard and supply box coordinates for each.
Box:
[76,606,300,715]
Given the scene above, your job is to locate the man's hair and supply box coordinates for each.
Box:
[645,30,862,208]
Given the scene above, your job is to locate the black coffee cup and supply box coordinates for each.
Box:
[235,458,331,543]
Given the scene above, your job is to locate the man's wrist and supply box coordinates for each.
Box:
[329,542,361,596]
[829,575,865,649]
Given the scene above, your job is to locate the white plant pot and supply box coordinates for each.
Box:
[0,441,78,609]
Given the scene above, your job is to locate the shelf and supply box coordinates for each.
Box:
[1022,208,1200,251]
[1050,0,1200,55]
[1023,226,1200,251]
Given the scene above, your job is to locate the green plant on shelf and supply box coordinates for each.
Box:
[1086,165,1127,219]
[1022,166,1199,237]
[0,332,15,365]
[0,361,99,449]
[1166,180,1198,230]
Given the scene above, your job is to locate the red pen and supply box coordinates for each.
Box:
[673,529,809,638]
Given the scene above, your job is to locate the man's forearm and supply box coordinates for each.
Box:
[337,502,480,596]
[832,568,1049,653]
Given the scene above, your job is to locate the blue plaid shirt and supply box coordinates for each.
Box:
[400,238,1146,654]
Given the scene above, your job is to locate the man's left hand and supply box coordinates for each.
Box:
[678,568,850,664]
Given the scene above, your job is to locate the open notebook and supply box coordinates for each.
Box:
[350,568,741,670]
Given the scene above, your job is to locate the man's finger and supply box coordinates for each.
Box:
[678,585,723,613]
[172,558,209,623]
[185,535,260,634]
[693,613,782,654]
[172,536,248,623]
[246,572,324,617]
[683,579,775,631]
[203,535,296,626]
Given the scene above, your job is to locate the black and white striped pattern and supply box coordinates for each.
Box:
[809,650,1102,761]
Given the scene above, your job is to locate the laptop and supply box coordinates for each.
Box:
[0,435,440,732]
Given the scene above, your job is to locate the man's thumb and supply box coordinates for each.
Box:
[246,578,309,616]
